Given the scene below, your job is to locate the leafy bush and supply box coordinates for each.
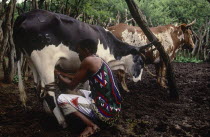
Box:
[13,75,19,84]
[174,50,203,63]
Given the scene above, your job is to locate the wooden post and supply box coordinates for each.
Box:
[125,0,179,99]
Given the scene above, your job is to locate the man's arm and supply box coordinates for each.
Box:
[56,60,90,90]
[55,69,75,79]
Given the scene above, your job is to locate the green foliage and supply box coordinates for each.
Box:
[137,0,210,29]
[164,0,210,30]
[174,56,203,63]
[174,50,203,63]
[137,0,176,26]
[79,0,128,24]
[13,75,19,84]
[15,0,128,25]
[15,0,210,32]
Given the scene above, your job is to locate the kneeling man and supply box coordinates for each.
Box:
[55,39,122,137]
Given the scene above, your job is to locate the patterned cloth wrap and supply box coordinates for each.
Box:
[89,60,122,126]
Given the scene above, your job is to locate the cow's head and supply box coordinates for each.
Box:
[131,55,144,82]
[179,20,196,49]
[122,52,146,83]
[126,42,153,82]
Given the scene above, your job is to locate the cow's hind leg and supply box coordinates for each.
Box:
[160,63,167,88]
[155,62,167,88]
[155,63,161,86]
[27,59,42,97]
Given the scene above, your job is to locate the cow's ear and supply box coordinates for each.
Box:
[180,24,187,32]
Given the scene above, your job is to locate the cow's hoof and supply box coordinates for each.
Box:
[22,106,32,112]
[124,89,130,92]
[122,86,130,92]
[162,84,168,89]
[61,121,68,129]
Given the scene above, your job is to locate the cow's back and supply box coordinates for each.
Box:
[13,10,102,60]
[108,23,179,63]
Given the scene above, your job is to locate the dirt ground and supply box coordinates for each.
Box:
[0,62,210,137]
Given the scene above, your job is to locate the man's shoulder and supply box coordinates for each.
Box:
[84,56,100,62]
[82,56,100,66]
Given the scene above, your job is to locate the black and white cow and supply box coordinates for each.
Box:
[13,9,151,128]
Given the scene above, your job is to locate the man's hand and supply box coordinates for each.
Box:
[54,69,72,86]
[54,69,79,90]
[54,69,75,80]
[54,69,61,76]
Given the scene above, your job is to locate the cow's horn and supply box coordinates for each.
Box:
[138,40,157,52]
[186,19,196,27]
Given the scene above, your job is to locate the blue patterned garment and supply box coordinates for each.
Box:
[89,60,122,121]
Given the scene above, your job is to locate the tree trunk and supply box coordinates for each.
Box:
[0,0,16,59]
[192,32,199,56]
[204,21,209,61]
[125,0,179,99]
[32,0,38,10]
[7,30,16,83]
[44,1,49,10]
[2,56,9,82]
[59,4,65,14]
[23,0,28,11]
[197,22,208,60]
[38,0,45,9]
[1,0,16,83]
[65,0,69,15]
[0,0,7,47]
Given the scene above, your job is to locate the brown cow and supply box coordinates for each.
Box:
[108,21,195,89]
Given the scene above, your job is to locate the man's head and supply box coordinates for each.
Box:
[76,39,98,61]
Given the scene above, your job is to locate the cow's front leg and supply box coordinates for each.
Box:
[117,70,130,92]
[40,79,68,128]
[29,45,81,128]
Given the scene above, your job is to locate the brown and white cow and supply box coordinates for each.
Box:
[108,21,195,89]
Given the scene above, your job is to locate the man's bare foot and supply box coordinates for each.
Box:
[79,125,100,137]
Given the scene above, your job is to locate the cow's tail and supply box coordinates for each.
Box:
[17,59,27,107]
[13,13,27,106]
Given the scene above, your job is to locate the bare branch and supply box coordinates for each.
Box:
[76,13,83,20]
[124,18,134,24]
